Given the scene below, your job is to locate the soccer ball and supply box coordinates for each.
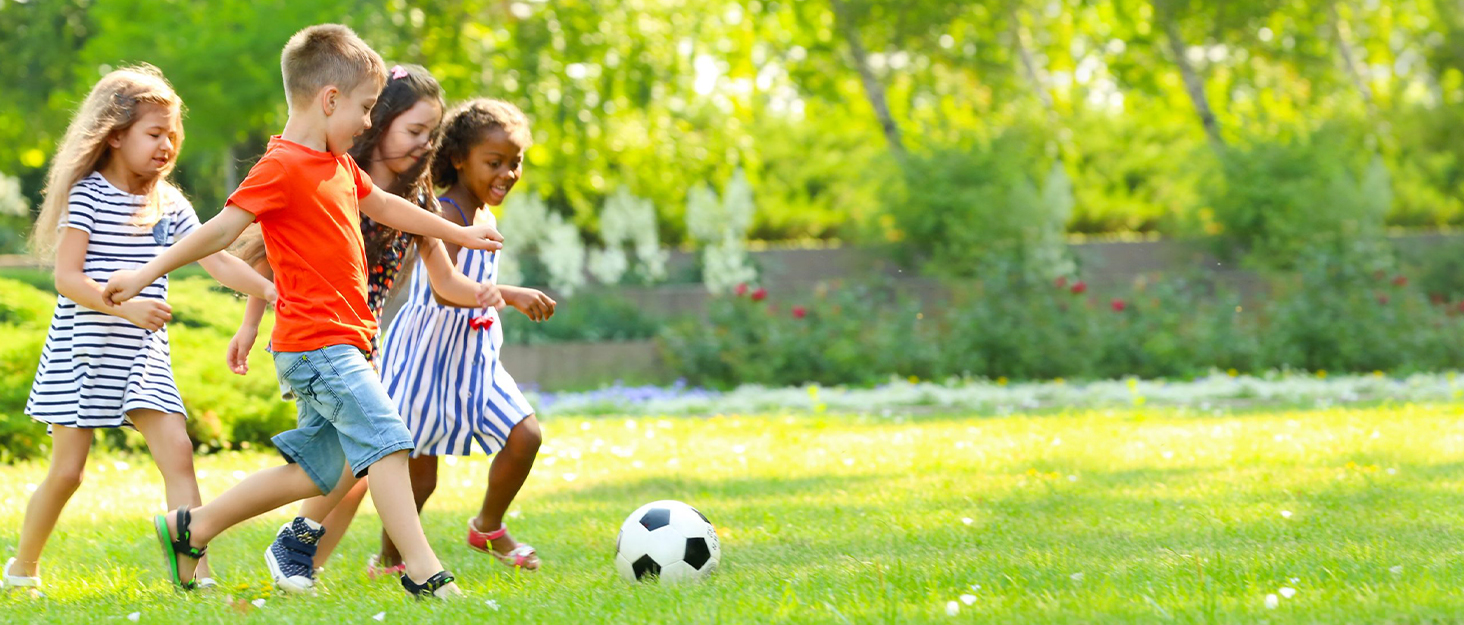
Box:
[615,500,721,583]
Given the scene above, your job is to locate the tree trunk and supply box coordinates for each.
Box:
[1010,7,1055,114]
[1160,11,1225,149]
[830,0,907,157]
[1329,2,1378,116]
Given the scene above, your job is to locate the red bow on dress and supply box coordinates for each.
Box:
[468,315,494,331]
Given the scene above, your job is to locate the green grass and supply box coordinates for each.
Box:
[1,404,1463,623]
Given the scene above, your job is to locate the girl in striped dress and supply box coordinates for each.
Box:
[373,98,555,573]
[4,66,274,591]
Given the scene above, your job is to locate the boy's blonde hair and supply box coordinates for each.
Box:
[281,24,387,109]
[31,64,184,258]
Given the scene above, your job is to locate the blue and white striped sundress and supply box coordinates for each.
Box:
[377,198,534,457]
[26,172,201,428]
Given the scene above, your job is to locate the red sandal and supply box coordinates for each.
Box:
[467,518,540,571]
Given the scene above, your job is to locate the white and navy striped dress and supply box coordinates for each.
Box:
[26,172,200,428]
[378,199,533,457]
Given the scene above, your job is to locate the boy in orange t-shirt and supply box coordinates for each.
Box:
[104,24,493,598]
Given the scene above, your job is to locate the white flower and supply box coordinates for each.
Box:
[1389,565,1403,575]
[509,510,522,519]
[127,614,140,623]
[1070,573,1084,581]
[374,612,386,621]
[1279,587,1296,599]
[485,599,501,611]
[961,517,974,526]
[1264,594,1279,609]
[946,601,960,616]
[563,473,578,482]
[1280,510,1293,519]
[113,461,130,471]
[960,594,977,605]
[252,599,266,608]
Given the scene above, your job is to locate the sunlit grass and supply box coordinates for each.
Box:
[2,404,1464,622]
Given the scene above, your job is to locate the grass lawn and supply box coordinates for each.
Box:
[1,404,1463,623]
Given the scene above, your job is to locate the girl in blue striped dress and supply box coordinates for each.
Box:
[374,99,554,572]
[4,66,274,591]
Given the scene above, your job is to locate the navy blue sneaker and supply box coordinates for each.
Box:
[264,517,325,593]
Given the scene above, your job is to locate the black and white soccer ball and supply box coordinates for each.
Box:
[615,500,721,583]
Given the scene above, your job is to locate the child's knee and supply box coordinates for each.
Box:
[510,417,542,454]
[48,465,85,491]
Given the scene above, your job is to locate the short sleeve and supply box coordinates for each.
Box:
[346,154,373,200]
[168,189,202,244]
[227,157,288,220]
[62,184,98,233]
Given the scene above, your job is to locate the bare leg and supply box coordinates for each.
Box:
[473,416,542,554]
[377,454,438,567]
[162,463,322,583]
[10,425,93,577]
[131,409,212,579]
[366,451,459,594]
[312,476,370,569]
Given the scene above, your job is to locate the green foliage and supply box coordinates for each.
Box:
[1207,126,1393,270]
[661,266,1464,388]
[502,291,661,346]
[885,130,1073,279]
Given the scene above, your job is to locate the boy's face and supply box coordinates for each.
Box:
[455,128,526,207]
[324,81,381,156]
[109,104,179,178]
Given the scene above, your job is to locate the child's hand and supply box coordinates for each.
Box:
[119,299,172,331]
[477,282,506,311]
[226,325,258,375]
[263,283,278,307]
[455,224,504,252]
[507,288,556,322]
[103,269,150,305]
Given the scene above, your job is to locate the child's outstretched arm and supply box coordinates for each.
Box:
[103,206,256,305]
[499,284,557,322]
[226,260,274,375]
[417,237,506,310]
[197,251,276,304]
[360,186,504,251]
[54,227,172,330]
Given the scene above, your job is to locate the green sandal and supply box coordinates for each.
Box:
[154,506,208,590]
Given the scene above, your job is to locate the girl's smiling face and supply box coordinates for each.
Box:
[373,98,442,177]
[109,104,180,179]
[455,127,525,207]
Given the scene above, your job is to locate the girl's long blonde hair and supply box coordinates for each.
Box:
[30,64,185,258]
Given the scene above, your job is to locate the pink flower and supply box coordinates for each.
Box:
[1110,298,1127,312]
[1377,293,1390,305]
[734,283,749,297]
[1055,276,1068,289]
[1070,281,1087,295]
[792,305,807,319]
[752,287,768,302]
[1392,275,1408,287]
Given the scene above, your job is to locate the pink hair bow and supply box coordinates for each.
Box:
[468,315,494,331]
[390,65,409,80]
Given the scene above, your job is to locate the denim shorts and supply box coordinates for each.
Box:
[271,344,414,494]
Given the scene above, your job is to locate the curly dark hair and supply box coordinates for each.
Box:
[431,98,532,190]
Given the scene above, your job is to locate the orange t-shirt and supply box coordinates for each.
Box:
[227,136,376,353]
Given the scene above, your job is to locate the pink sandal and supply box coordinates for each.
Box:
[366,554,406,581]
[467,518,540,571]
